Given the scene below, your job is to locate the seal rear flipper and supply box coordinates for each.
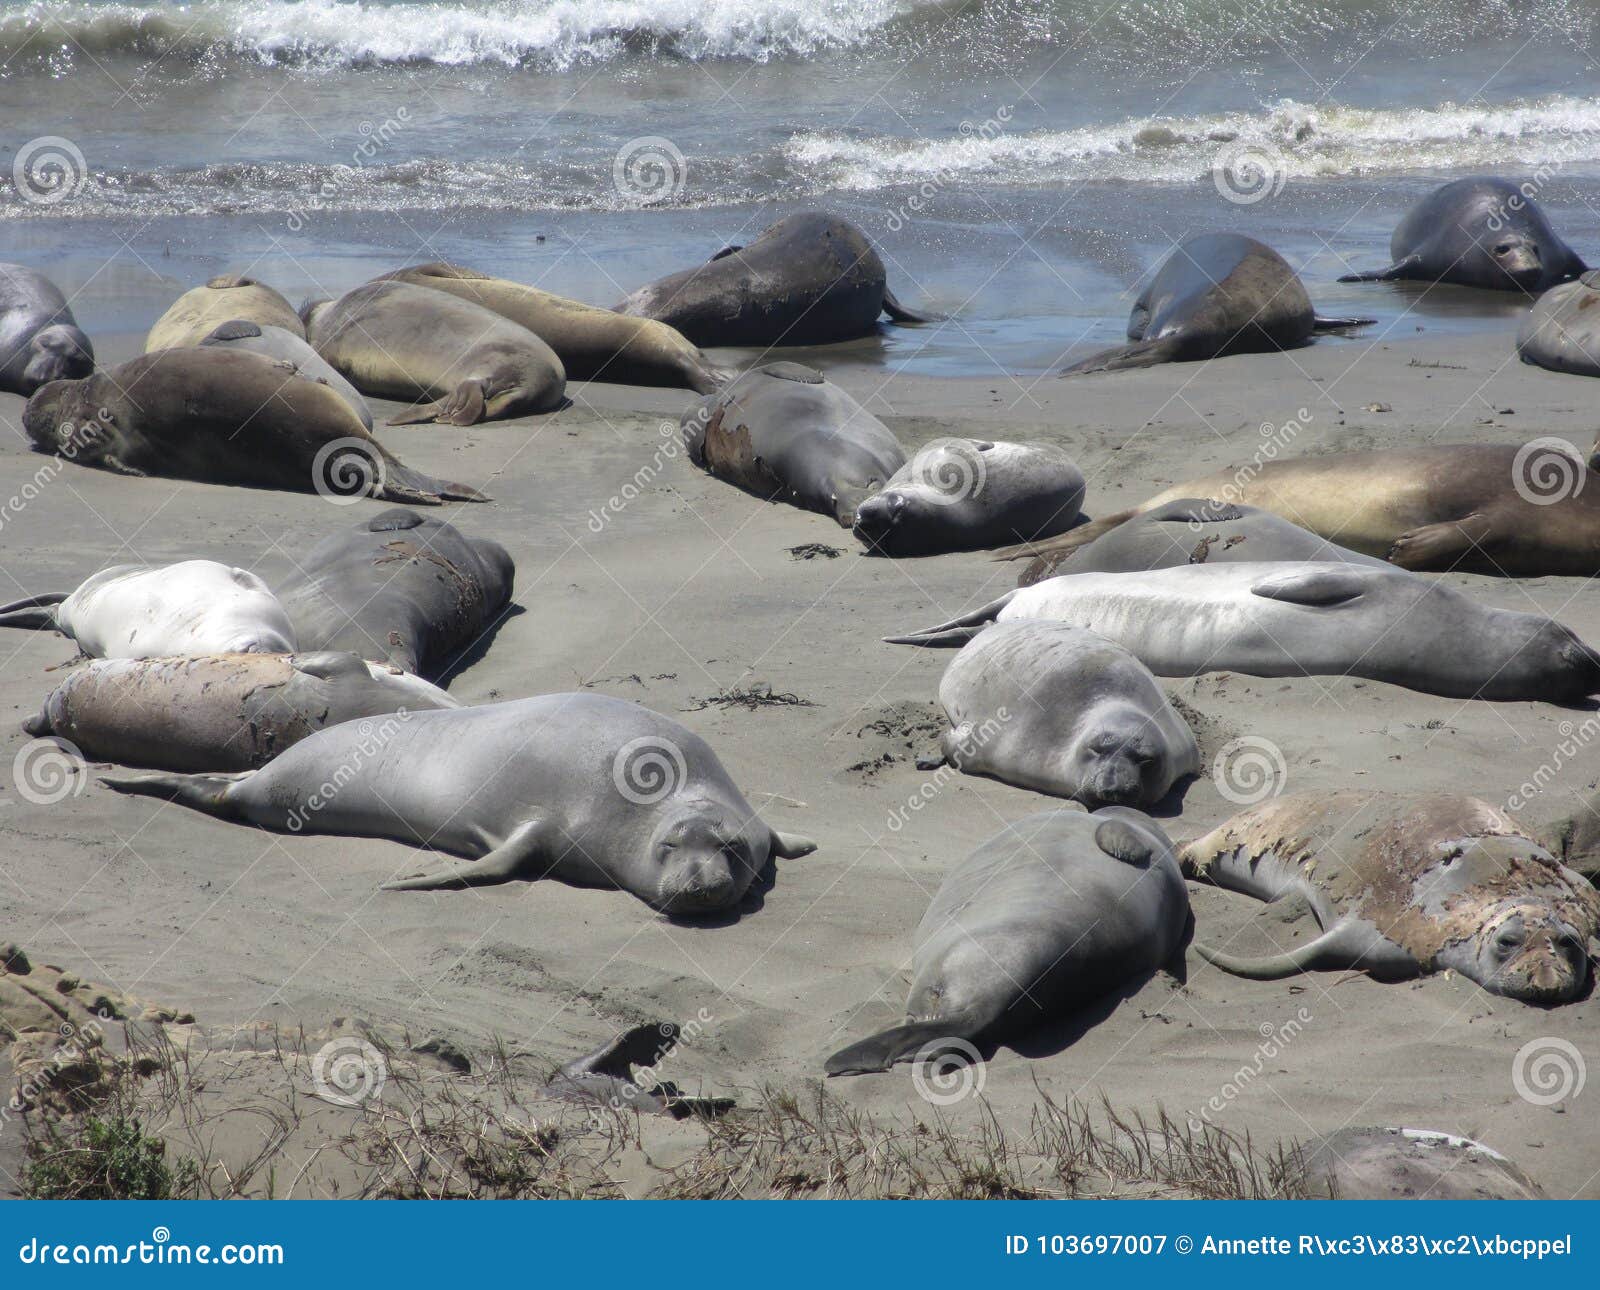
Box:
[100,771,248,819]
[386,380,487,428]
[377,452,491,506]
[883,593,1015,648]
[991,508,1140,570]
[1193,925,1372,980]
[1060,335,1183,376]
[1337,256,1422,283]
[382,818,549,892]
[0,592,68,630]
[560,1022,679,1082]
[824,1016,986,1077]
[1311,314,1376,331]
[882,287,936,325]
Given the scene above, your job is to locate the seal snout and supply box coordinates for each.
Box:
[852,491,906,548]
[1493,237,1544,289]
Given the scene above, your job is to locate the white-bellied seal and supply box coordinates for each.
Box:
[540,1022,735,1119]
[0,263,93,395]
[1517,271,1600,378]
[22,348,485,505]
[1181,792,1600,1002]
[0,560,296,658]
[933,621,1197,809]
[1339,178,1586,293]
[825,808,1189,1074]
[682,362,906,525]
[145,274,304,351]
[888,561,1600,702]
[25,651,456,772]
[995,444,1600,576]
[275,508,514,680]
[302,280,566,425]
[374,263,729,394]
[1297,1127,1546,1200]
[615,211,932,347]
[1062,233,1371,374]
[103,693,818,915]
[200,319,373,428]
[852,439,1085,556]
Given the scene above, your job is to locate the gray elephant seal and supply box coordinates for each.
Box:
[25,651,456,772]
[540,1021,735,1119]
[890,561,1600,702]
[1181,792,1600,1003]
[0,560,296,657]
[616,211,932,347]
[1517,271,1600,378]
[1063,234,1371,374]
[1297,1127,1546,1200]
[825,808,1188,1074]
[302,280,565,425]
[852,439,1085,556]
[276,507,514,680]
[934,621,1197,810]
[1339,178,1586,293]
[22,348,485,505]
[104,693,817,915]
[200,319,372,428]
[0,263,93,395]
[682,362,906,526]
[145,274,304,351]
[996,444,1600,577]
[375,262,729,394]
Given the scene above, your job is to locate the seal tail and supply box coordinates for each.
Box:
[990,508,1140,581]
[882,593,1014,648]
[387,379,487,428]
[1192,928,1348,980]
[882,288,936,325]
[825,1017,984,1077]
[0,593,67,630]
[687,362,737,395]
[101,771,248,819]
[1060,336,1182,375]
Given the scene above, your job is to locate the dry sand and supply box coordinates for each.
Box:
[3,327,1599,1197]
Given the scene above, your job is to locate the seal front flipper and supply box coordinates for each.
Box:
[1311,314,1376,331]
[1337,255,1423,283]
[769,830,817,859]
[882,287,936,325]
[824,1014,988,1077]
[386,379,488,428]
[0,592,68,630]
[1194,923,1414,981]
[1249,566,1368,606]
[204,319,264,342]
[1059,335,1183,376]
[1386,513,1494,570]
[381,817,551,891]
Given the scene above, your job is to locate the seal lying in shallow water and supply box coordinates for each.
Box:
[22,348,485,505]
[825,808,1189,1074]
[0,263,93,395]
[0,560,296,658]
[889,561,1600,702]
[682,362,906,526]
[615,211,932,347]
[1339,178,1586,293]
[200,319,373,428]
[104,693,817,915]
[1180,792,1600,1003]
[25,651,456,772]
[932,621,1197,809]
[276,508,514,680]
[1517,271,1600,378]
[145,274,304,351]
[1062,233,1371,374]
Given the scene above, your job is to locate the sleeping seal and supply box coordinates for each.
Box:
[1297,1127,1546,1200]
[200,319,373,428]
[1181,792,1600,1003]
[302,280,566,425]
[0,263,93,395]
[932,621,1197,810]
[103,693,817,915]
[682,362,906,525]
[615,211,932,347]
[1517,271,1600,378]
[1339,178,1585,293]
[276,507,514,680]
[1063,234,1371,374]
[0,560,296,658]
[887,561,1600,702]
[145,274,304,351]
[852,439,1085,556]
[825,808,1189,1074]
[24,651,456,772]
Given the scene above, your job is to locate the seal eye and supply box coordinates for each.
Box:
[1495,930,1524,956]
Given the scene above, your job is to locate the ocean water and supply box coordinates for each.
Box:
[5,0,1600,375]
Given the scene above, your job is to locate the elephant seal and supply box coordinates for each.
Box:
[933,621,1197,809]
[103,693,818,915]
[1021,498,1385,584]
[888,561,1600,702]
[1517,271,1600,378]
[145,274,303,351]
[852,439,1085,556]
[24,651,456,772]
[374,263,729,394]
[615,211,932,347]
[276,507,514,680]
[995,444,1600,577]
[1181,792,1600,1002]
[540,1022,735,1119]
[825,808,1188,1074]
[1297,1127,1546,1200]
[682,362,906,525]
[22,348,485,505]
[302,280,565,425]
[0,263,93,395]
[1062,234,1371,374]
[200,319,372,428]
[0,560,296,658]
[1339,178,1586,293]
